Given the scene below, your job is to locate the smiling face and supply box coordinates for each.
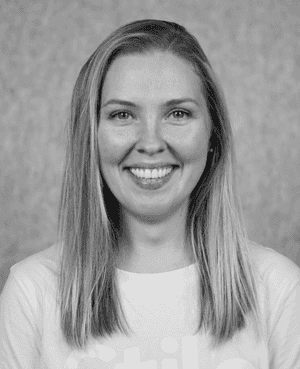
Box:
[98,51,211,221]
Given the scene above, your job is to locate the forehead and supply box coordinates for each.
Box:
[101,52,204,102]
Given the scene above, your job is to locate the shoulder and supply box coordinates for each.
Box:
[247,239,300,295]
[0,244,62,365]
[246,243,300,366]
[6,242,62,296]
[0,242,62,337]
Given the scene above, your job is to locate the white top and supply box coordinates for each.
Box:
[1,241,300,369]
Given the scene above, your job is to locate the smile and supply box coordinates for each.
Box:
[126,166,178,190]
[129,166,173,179]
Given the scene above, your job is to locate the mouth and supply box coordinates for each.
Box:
[124,165,179,179]
[124,165,180,190]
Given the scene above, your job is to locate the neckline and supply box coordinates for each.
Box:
[116,261,197,275]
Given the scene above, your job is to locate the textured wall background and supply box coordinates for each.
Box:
[1,0,300,293]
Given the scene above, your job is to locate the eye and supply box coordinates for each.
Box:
[109,111,132,120]
[108,109,192,121]
[169,109,191,120]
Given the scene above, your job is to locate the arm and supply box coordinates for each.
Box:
[0,270,42,368]
[268,280,300,368]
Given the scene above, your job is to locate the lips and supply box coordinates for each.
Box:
[124,164,179,170]
[129,166,174,180]
[126,165,178,190]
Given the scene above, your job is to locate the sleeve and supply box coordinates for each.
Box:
[268,279,300,369]
[0,268,42,368]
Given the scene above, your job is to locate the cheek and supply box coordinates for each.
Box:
[97,123,209,165]
[98,127,133,164]
[178,132,209,164]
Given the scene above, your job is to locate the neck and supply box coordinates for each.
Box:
[116,205,194,272]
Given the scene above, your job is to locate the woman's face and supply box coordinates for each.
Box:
[98,51,211,220]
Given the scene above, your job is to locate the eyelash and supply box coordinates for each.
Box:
[108,109,192,121]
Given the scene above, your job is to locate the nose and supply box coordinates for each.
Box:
[135,118,166,155]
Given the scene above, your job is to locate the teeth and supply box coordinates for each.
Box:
[129,166,174,179]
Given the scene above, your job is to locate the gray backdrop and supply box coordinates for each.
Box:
[1,0,300,293]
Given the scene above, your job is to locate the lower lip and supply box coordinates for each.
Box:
[126,167,178,190]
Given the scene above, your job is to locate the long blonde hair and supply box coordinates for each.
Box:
[55,19,263,350]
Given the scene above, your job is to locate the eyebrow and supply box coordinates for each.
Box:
[101,98,200,108]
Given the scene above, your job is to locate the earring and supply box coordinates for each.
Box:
[209,148,213,152]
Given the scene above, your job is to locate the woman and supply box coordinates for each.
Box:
[1,19,300,369]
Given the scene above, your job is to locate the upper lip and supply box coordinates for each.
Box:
[124,163,179,169]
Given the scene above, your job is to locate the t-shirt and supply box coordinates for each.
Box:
[1,240,300,369]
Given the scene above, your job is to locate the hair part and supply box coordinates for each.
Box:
[55,19,263,351]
